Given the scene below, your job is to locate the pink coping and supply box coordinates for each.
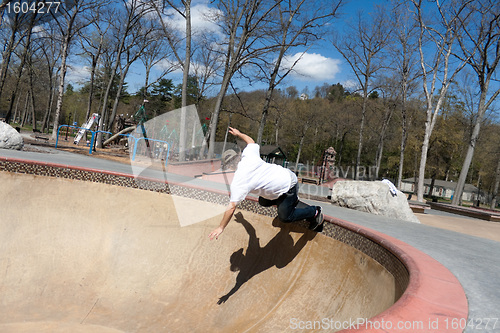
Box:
[0,156,469,332]
[330,216,468,333]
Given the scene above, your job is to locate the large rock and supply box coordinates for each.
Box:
[331,180,420,223]
[0,122,23,150]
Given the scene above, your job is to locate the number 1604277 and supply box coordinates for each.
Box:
[5,1,61,15]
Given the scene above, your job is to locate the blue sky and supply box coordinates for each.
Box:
[66,0,385,96]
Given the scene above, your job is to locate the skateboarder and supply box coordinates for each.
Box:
[208,127,324,241]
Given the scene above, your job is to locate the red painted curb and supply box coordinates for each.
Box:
[328,216,468,332]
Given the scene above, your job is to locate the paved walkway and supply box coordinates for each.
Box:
[311,202,500,333]
[1,143,500,332]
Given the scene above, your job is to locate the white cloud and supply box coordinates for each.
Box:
[281,52,341,81]
[154,58,182,73]
[163,3,222,36]
[342,79,360,92]
[66,65,90,86]
[153,57,220,81]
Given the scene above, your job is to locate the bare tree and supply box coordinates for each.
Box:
[33,22,62,133]
[150,0,193,161]
[205,0,280,159]
[106,17,157,132]
[451,0,500,205]
[190,35,223,104]
[255,0,343,145]
[78,7,113,122]
[410,0,473,202]
[139,27,174,97]
[175,0,191,161]
[332,6,392,179]
[373,84,398,180]
[4,11,39,124]
[390,0,421,189]
[491,156,500,209]
[94,0,153,146]
[50,0,102,140]
[0,0,13,24]
[26,40,41,131]
[0,11,26,103]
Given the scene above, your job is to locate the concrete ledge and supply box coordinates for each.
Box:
[329,216,468,332]
[430,202,500,222]
[408,201,430,214]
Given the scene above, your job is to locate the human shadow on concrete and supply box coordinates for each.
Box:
[218,212,316,304]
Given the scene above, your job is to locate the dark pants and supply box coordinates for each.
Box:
[259,184,316,223]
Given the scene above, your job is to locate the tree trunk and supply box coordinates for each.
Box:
[85,56,98,122]
[274,117,279,145]
[97,27,128,147]
[50,3,81,140]
[41,78,55,133]
[375,104,394,180]
[295,134,306,176]
[417,117,431,201]
[429,172,436,199]
[97,65,119,146]
[207,73,231,159]
[29,66,37,131]
[20,92,29,127]
[12,90,21,123]
[102,125,136,146]
[5,14,36,124]
[451,92,487,206]
[257,59,280,145]
[416,75,451,201]
[490,156,500,209]
[178,0,191,162]
[397,86,408,189]
[0,16,21,102]
[107,62,134,134]
[412,0,471,202]
[257,80,275,146]
[355,93,368,180]
[294,122,309,175]
[51,35,70,140]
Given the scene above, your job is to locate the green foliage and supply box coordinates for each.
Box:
[200,79,497,186]
[368,91,379,99]
[327,83,347,102]
[151,78,174,101]
[172,75,203,108]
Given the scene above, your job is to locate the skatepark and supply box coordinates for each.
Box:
[0,171,398,332]
[0,140,499,332]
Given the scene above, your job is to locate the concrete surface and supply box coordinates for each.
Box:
[416,210,500,242]
[0,171,396,332]
[307,202,500,333]
[1,143,499,332]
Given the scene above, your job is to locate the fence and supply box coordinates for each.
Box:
[55,125,170,167]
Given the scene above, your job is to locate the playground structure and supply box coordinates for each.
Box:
[54,104,209,167]
[73,113,100,145]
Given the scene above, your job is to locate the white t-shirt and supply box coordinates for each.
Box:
[230,144,296,203]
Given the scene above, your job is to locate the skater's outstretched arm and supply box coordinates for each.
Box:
[209,202,237,240]
[228,127,254,145]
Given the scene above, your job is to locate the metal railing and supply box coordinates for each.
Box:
[55,125,170,167]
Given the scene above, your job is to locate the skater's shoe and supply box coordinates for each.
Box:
[308,206,324,231]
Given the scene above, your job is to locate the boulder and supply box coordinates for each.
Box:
[0,122,24,150]
[330,180,420,223]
